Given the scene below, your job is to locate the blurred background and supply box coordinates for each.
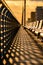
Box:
[2,0,43,24]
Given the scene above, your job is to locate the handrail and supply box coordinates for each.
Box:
[1,0,19,23]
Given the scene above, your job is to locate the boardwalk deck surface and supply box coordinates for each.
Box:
[2,26,43,65]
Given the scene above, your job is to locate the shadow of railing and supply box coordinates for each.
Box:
[1,27,43,65]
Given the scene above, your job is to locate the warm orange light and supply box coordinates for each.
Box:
[3,0,43,23]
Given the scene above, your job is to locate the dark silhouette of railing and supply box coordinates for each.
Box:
[0,2,20,62]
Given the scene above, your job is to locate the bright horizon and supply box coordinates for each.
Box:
[3,0,43,23]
